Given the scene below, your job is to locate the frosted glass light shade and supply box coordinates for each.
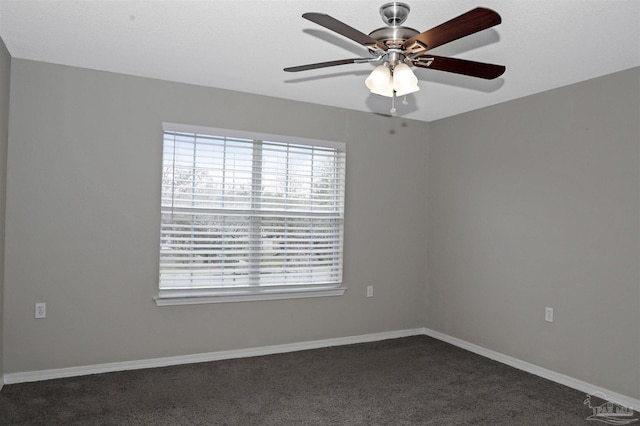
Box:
[392,63,420,96]
[365,65,394,97]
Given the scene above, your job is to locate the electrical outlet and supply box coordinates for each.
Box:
[545,307,553,323]
[35,303,46,319]
[366,285,374,298]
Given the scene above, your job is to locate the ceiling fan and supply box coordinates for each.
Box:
[284,2,505,109]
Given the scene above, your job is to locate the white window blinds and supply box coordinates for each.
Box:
[158,124,346,303]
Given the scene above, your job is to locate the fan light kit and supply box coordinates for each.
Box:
[285,2,505,114]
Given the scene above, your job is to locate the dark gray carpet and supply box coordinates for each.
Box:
[0,336,636,425]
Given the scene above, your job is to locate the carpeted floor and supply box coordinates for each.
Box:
[0,336,636,425]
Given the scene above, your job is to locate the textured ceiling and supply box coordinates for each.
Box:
[1,0,638,122]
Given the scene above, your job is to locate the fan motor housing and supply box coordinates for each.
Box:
[368,26,419,50]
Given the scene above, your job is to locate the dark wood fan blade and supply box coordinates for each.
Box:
[284,58,371,72]
[402,7,501,54]
[413,55,505,79]
[303,12,388,52]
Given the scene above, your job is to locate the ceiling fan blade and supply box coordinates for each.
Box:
[284,58,373,72]
[303,12,388,52]
[402,7,501,54]
[413,55,505,79]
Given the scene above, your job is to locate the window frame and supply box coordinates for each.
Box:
[155,123,347,306]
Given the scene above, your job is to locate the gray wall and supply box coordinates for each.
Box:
[2,56,638,401]
[0,37,10,383]
[3,59,428,373]
[427,67,640,399]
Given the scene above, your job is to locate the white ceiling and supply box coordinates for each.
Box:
[0,0,638,122]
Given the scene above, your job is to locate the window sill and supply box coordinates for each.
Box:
[154,286,347,306]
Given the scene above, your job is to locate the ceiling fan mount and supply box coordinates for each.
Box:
[378,2,411,26]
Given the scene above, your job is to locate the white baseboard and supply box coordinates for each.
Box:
[3,326,639,411]
[2,328,424,385]
[421,327,640,411]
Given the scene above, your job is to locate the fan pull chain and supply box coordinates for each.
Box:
[402,95,408,105]
[390,94,396,114]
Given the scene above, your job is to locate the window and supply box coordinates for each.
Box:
[156,124,346,305]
